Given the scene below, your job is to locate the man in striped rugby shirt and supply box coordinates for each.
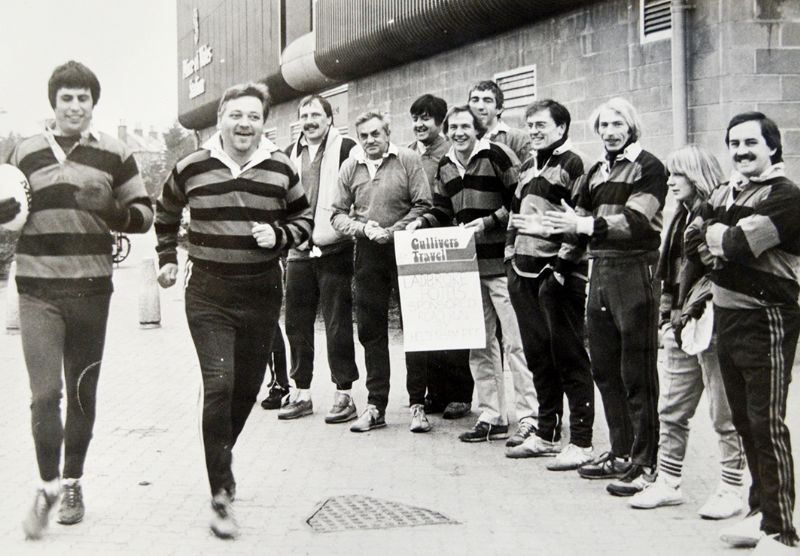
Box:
[10,61,154,540]
[155,82,312,539]
[695,112,800,552]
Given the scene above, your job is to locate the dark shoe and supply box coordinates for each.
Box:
[458,420,509,442]
[505,417,538,447]
[577,451,632,480]
[278,398,313,420]
[57,482,85,525]
[325,391,357,424]
[424,397,447,414]
[261,384,289,410]
[210,490,238,539]
[606,464,656,497]
[22,489,58,540]
[350,405,386,432]
[442,402,471,420]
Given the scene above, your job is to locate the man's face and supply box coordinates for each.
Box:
[411,112,442,146]
[218,95,264,160]
[298,99,331,144]
[468,88,500,130]
[447,111,479,156]
[54,87,94,136]
[527,109,565,151]
[597,108,631,154]
[356,117,390,160]
[728,120,776,178]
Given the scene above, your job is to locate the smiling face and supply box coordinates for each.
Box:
[527,109,565,152]
[447,111,479,157]
[218,95,265,161]
[468,89,500,130]
[411,113,442,146]
[356,117,390,160]
[727,120,776,178]
[54,87,94,136]
[298,99,332,145]
[597,108,631,154]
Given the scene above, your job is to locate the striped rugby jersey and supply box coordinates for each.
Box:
[573,142,667,258]
[155,134,312,276]
[695,169,800,309]
[507,138,588,279]
[422,138,519,277]
[10,127,153,296]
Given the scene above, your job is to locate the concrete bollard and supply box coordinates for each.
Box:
[5,260,19,334]
[139,257,161,329]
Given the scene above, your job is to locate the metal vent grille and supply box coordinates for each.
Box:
[641,0,672,42]
[494,65,537,110]
[290,121,303,142]
[264,127,278,142]
[306,495,459,533]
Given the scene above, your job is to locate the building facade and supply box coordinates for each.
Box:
[176,0,800,175]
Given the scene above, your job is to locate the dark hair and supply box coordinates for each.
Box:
[524,99,571,135]
[217,82,271,121]
[410,94,448,125]
[48,61,101,108]
[468,80,504,110]
[298,94,333,121]
[443,104,487,136]
[725,111,783,164]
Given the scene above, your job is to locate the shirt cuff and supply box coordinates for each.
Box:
[576,216,594,236]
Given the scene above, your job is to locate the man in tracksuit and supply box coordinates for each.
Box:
[278,94,360,424]
[543,97,665,496]
[697,112,800,552]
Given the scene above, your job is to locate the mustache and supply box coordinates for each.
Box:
[303,123,319,132]
[734,153,756,163]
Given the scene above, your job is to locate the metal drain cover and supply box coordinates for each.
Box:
[306,495,458,533]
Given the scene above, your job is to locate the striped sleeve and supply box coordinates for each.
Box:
[273,159,312,250]
[154,162,190,267]
[424,165,455,228]
[554,154,588,273]
[111,145,153,234]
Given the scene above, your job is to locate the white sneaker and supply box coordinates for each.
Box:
[720,512,764,548]
[546,444,594,471]
[629,476,684,509]
[409,404,431,433]
[698,484,743,520]
[505,435,560,458]
[752,534,799,555]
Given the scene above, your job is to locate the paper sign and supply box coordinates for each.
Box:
[394,228,485,352]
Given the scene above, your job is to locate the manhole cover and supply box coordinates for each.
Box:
[306,495,459,533]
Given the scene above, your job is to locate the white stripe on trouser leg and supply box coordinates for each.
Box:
[766,307,792,533]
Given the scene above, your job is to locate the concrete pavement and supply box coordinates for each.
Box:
[0,231,798,555]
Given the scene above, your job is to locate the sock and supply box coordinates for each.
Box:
[721,466,745,488]
[297,389,311,402]
[658,455,683,487]
[339,389,351,397]
[62,477,80,487]
[42,478,61,497]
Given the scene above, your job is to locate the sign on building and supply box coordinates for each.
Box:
[394,228,485,352]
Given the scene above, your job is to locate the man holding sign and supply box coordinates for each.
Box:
[407,105,535,444]
[331,111,432,433]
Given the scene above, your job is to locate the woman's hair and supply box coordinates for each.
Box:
[666,144,724,202]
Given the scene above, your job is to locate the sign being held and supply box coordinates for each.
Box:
[394,228,485,352]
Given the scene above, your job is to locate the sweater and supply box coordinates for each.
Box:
[155,133,312,276]
[10,126,153,297]
[486,120,532,166]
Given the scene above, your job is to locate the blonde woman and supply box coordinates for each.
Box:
[630,145,745,518]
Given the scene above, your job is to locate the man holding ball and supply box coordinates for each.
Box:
[7,61,154,540]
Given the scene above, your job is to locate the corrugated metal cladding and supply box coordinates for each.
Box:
[314,0,591,81]
[177,0,299,129]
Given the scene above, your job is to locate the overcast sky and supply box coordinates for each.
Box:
[0,0,178,136]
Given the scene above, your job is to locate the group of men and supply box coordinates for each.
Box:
[5,60,798,553]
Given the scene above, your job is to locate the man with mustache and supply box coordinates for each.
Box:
[156,82,312,538]
[543,97,666,497]
[691,112,800,552]
[10,60,153,540]
[278,94,360,424]
[407,93,473,423]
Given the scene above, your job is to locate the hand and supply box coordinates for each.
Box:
[542,200,579,234]
[252,223,277,249]
[705,222,727,257]
[510,213,550,236]
[0,197,21,225]
[463,218,486,234]
[365,220,390,242]
[405,219,422,232]
[157,263,179,288]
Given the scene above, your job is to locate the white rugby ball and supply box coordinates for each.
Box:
[0,164,31,232]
